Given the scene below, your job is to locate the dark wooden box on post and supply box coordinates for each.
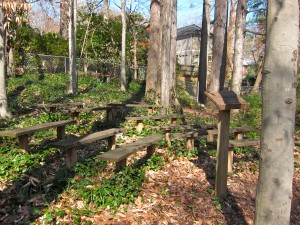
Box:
[205,91,249,198]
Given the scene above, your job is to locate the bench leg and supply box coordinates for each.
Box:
[148,107,153,115]
[72,112,80,125]
[146,144,156,158]
[18,135,29,151]
[228,148,234,173]
[166,131,171,147]
[57,125,66,140]
[107,135,116,150]
[66,147,77,168]
[116,158,127,171]
[207,134,214,142]
[171,118,177,125]
[235,132,244,140]
[106,109,114,122]
[136,120,143,132]
[186,137,194,151]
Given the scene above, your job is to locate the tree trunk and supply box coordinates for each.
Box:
[0,8,11,118]
[160,0,172,107]
[170,0,177,91]
[8,46,15,78]
[60,0,69,39]
[225,0,237,85]
[103,0,109,20]
[207,0,228,92]
[254,1,299,224]
[231,0,247,95]
[252,59,263,93]
[133,34,138,80]
[120,0,127,91]
[197,0,210,104]
[68,0,77,94]
[146,0,161,101]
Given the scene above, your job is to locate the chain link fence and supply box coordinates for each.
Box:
[23,53,147,80]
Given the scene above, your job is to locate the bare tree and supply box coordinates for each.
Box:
[207,0,228,92]
[255,0,299,224]
[231,0,247,95]
[103,0,109,19]
[60,0,69,38]
[120,0,127,91]
[197,0,210,104]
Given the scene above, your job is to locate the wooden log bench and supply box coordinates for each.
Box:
[126,114,185,132]
[52,128,125,168]
[108,103,164,115]
[0,120,75,151]
[228,139,260,173]
[97,134,165,171]
[38,102,85,113]
[171,131,199,151]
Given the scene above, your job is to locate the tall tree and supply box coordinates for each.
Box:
[68,0,77,94]
[145,0,161,101]
[120,0,127,91]
[231,0,247,95]
[207,0,228,92]
[103,0,109,19]
[255,0,299,224]
[197,0,210,104]
[225,0,237,84]
[60,0,69,38]
[170,0,177,92]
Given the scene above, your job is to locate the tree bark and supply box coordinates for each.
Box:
[197,0,210,104]
[120,0,127,91]
[225,0,237,85]
[146,0,161,101]
[60,0,69,39]
[254,1,299,224]
[207,0,228,92]
[8,47,15,78]
[0,8,11,118]
[160,0,172,107]
[68,0,77,94]
[103,0,109,20]
[170,0,177,91]
[231,0,247,95]
[252,59,263,93]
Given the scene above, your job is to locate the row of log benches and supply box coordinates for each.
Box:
[0,112,260,172]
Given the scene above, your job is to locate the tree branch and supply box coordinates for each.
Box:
[246,29,265,36]
[247,8,267,13]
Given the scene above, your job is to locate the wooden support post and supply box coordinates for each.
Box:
[148,107,153,115]
[57,126,66,140]
[49,107,56,113]
[215,110,230,198]
[136,120,144,132]
[116,158,127,171]
[166,131,171,147]
[228,148,234,173]
[107,135,116,150]
[186,137,194,151]
[146,144,156,157]
[72,112,80,125]
[207,133,215,142]
[171,118,177,125]
[66,147,77,168]
[106,109,114,122]
[18,134,29,151]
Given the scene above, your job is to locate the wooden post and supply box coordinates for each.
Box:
[106,109,114,122]
[72,112,80,125]
[148,107,153,115]
[171,118,177,125]
[136,120,143,132]
[215,110,230,197]
[107,135,116,149]
[18,134,29,151]
[66,147,77,168]
[146,144,156,157]
[166,131,171,147]
[57,126,66,140]
[116,158,127,171]
[186,136,194,151]
[228,132,243,173]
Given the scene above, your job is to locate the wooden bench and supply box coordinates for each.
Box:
[38,102,85,113]
[228,139,260,173]
[97,134,165,171]
[0,120,75,151]
[171,131,199,151]
[52,128,125,168]
[108,103,164,115]
[126,114,185,132]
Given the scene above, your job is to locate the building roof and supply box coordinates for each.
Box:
[177,24,201,40]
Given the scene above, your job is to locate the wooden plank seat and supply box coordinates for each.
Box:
[126,114,185,132]
[108,103,164,115]
[0,120,75,151]
[38,102,85,113]
[171,131,199,150]
[227,139,260,173]
[97,134,165,171]
[52,128,125,168]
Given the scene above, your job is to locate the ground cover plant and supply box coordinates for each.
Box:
[0,73,299,224]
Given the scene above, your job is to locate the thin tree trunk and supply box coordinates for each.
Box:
[197,0,210,104]
[252,59,263,93]
[133,35,137,80]
[255,0,299,224]
[60,0,69,39]
[104,0,109,20]
[68,0,77,94]
[170,0,177,91]
[225,0,237,85]
[146,0,161,101]
[207,0,228,92]
[160,0,171,106]
[120,0,127,91]
[8,46,15,78]
[0,8,11,118]
[231,0,247,95]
